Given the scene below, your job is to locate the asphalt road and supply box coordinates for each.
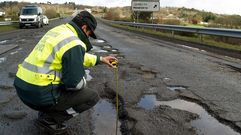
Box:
[0,17,241,135]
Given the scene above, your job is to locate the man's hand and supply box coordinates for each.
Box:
[100,56,118,68]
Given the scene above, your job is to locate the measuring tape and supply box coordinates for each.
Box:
[111,60,118,69]
[111,60,119,135]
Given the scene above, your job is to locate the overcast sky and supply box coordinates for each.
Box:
[1,0,241,15]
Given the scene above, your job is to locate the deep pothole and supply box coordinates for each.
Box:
[92,99,121,135]
[137,94,239,135]
[102,83,136,135]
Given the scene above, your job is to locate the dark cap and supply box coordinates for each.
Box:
[72,11,97,39]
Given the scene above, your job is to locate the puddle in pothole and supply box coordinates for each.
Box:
[0,57,6,64]
[92,46,108,53]
[138,95,239,135]
[163,77,171,81]
[92,99,121,135]
[111,49,118,52]
[138,95,156,110]
[103,45,112,49]
[10,51,18,55]
[92,39,105,43]
[167,85,187,91]
[116,55,124,59]
[85,70,93,81]
[0,40,9,44]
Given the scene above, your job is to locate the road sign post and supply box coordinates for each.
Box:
[132,1,160,12]
[131,0,160,23]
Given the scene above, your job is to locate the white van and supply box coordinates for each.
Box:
[19,5,44,28]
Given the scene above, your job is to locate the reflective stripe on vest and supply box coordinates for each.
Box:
[21,61,61,79]
[16,24,87,86]
[22,36,79,74]
[22,36,79,78]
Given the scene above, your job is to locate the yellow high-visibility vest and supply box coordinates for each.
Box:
[16,23,98,86]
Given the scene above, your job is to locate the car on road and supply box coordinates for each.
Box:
[19,5,44,28]
[43,15,49,25]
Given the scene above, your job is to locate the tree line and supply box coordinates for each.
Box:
[178,7,241,29]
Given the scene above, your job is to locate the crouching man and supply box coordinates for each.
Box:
[14,11,117,134]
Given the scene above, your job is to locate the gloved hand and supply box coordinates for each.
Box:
[100,56,118,68]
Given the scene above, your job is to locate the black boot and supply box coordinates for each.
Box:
[35,112,67,134]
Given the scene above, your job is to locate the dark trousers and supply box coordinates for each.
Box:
[40,88,99,124]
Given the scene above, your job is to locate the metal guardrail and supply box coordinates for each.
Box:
[0,21,18,26]
[109,21,241,39]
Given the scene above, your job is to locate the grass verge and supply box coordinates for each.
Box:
[0,23,18,32]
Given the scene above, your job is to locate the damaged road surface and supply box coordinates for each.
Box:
[0,17,241,135]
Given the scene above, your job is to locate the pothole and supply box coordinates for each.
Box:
[96,50,108,53]
[111,49,118,53]
[92,46,108,53]
[4,111,27,120]
[137,95,157,110]
[103,83,134,135]
[0,91,13,105]
[143,87,158,94]
[120,70,132,81]
[0,98,11,105]
[142,71,156,79]
[166,85,188,91]
[0,40,9,44]
[102,45,112,50]
[137,95,239,135]
[8,72,16,78]
[128,63,143,70]
[0,57,6,64]
[163,77,171,83]
[0,85,14,90]
[92,39,106,43]
[92,99,121,135]
[116,55,125,59]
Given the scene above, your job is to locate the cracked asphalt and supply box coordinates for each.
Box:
[0,17,241,135]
